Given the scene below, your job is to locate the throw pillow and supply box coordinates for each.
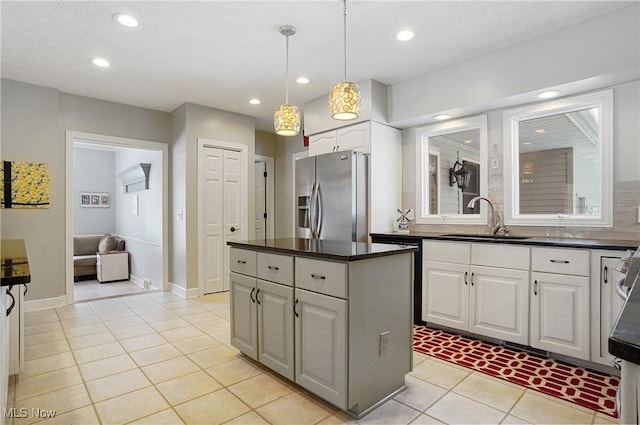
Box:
[98,234,117,253]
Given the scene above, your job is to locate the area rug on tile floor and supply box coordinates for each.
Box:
[413,326,619,418]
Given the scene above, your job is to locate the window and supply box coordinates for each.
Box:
[503,90,613,227]
[415,115,488,224]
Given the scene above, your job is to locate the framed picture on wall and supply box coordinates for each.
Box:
[80,192,110,208]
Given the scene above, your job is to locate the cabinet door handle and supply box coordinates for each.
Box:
[267,265,279,271]
[550,259,569,264]
[6,289,15,316]
[294,299,299,317]
[470,272,475,286]
[237,260,247,265]
[533,280,538,296]
[255,289,261,305]
[250,287,256,303]
[311,274,326,280]
[603,266,608,284]
[464,271,468,285]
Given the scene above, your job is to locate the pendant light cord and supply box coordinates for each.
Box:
[285,34,290,104]
[343,0,347,82]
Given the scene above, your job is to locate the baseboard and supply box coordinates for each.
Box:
[24,296,67,312]
[170,283,199,299]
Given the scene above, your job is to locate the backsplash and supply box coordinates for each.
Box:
[405,179,640,242]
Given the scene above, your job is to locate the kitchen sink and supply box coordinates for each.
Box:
[441,233,530,240]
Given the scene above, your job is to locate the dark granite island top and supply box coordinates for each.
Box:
[1,239,31,287]
[609,277,640,365]
[227,238,417,261]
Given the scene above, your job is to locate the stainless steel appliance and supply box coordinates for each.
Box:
[295,150,367,242]
[612,247,640,423]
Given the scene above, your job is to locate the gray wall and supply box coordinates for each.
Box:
[114,148,163,288]
[73,148,116,235]
[274,133,308,238]
[1,79,171,301]
[170,103,255,291]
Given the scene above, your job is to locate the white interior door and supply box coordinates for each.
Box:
[254,161,267,241]
[203,146,242,294]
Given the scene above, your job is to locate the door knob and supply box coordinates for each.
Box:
[230,226,239,233]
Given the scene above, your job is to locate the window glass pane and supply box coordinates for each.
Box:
[517,107,599,216]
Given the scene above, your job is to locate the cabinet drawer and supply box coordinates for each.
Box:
[472,243,530,270]
[257,252,294,286]
[531,247,589,276]
[423,241,470,264]
[295,257,348,299]
[230,248,257,276]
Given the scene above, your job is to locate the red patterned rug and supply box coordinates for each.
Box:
[413,326,619,418]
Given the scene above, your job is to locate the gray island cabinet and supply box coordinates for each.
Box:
[227,238,416,417]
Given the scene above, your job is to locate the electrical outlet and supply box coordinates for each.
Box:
[379,331,390,355]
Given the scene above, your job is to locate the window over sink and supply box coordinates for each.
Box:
[503,90,613,227]
[415,115,488,225]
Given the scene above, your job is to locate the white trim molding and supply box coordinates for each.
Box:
[24,296,67,312]
[171,283,200,299]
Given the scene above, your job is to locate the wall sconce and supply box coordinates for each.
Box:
[449,160,470,190]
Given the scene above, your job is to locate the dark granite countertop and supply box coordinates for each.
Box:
[609,276,640,365]
[227,238,417,261]
[370,232,640,251]
[1,239,31,287]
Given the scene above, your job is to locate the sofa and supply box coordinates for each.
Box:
[73,234,126,281]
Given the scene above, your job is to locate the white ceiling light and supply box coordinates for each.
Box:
[113,13,139,28]
[249,98,261,105]
[396,30,414,41]
[434,114,451,121]
[296,76,310,85]
[537,90,560,99]
[91,58,110,67]
[463,139,472,144]
[535,128,546,134]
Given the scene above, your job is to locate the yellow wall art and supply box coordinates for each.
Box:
[0,160,50,209]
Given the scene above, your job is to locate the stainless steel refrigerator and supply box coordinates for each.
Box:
[295,150,368,242]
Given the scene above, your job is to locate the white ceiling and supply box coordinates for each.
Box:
[1,1,634,133]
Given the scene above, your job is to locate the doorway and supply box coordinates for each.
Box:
[198,139,248,295]
[65,131,169,304]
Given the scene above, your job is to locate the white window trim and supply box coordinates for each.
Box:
[415,115,488,225]
[503,90,613,227]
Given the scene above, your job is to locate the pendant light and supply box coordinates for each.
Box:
[328,0,361,121]
[274,25,301,136]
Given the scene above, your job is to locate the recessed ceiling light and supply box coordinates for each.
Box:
[91,58,110,68]
[113,13,139,27]
[434,114,451,121]
[249,98,261,105]
[296,76,310,85]
[463,140,472,144]
[396,30,414,41]
[537,90,560,99]
[523,142,531,145]
[535,129,546,134]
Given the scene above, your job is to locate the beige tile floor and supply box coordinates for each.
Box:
[74,279,145,302]
[7,291,618,425]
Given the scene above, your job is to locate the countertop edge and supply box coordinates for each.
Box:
[227,240,417,261]
[370,232,639,251]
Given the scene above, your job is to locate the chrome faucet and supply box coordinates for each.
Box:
[467,196,508,236]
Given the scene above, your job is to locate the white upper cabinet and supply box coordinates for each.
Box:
[308,122,371,156]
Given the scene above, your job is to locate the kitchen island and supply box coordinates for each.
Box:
[227,238,416,418]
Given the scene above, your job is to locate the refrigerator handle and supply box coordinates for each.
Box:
[310,180,317,238]
[316,182,323,239]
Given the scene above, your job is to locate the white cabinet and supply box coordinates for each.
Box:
[308,122,370,156]
[590,250,627,366]
[96,251,129,282]
[422,241,530,344]
[530,247,590,360]
[230,249,294,380]
[295,287,347,408]
[1,289,9,425]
